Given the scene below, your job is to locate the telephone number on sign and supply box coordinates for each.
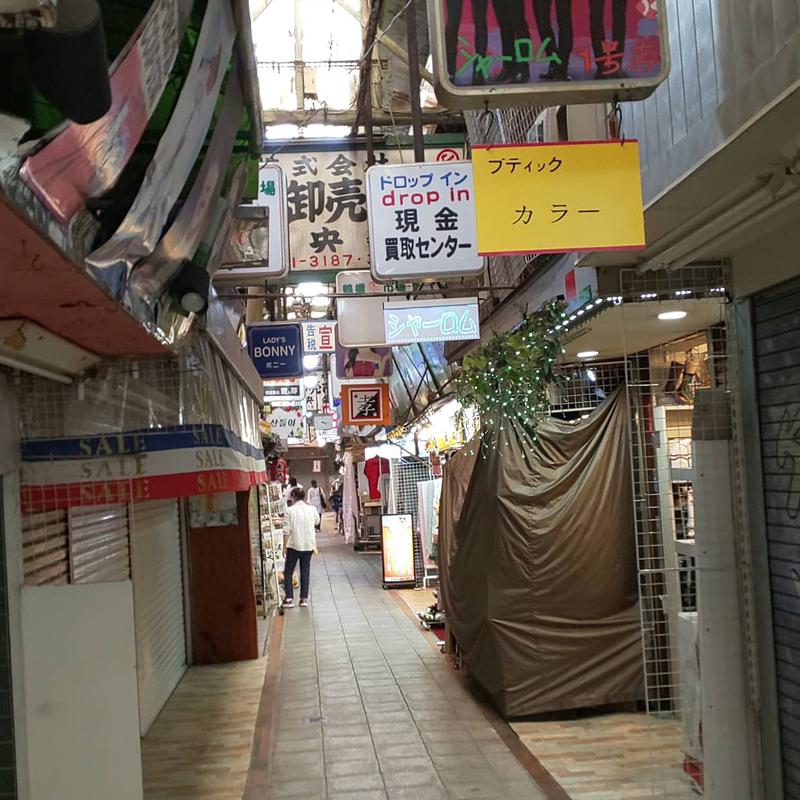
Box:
[291,253,369,269]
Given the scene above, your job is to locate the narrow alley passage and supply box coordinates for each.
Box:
[246,529,549,800]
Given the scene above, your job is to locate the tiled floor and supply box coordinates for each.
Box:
[142,658,267,799]
[513,713,693,800]
[265,534,548,800]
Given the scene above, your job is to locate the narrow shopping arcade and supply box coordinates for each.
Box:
[248,526,546,800]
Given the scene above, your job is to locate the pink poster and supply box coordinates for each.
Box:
[20,0,180,223]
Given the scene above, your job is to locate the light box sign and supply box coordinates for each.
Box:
[335,270,412,347]
[301,320,336,353]
[384,298,480,345]
[264,380,303,405]
[381,514,416,587]
[266,408,306,443]
[428,0,669,109]
[341,384,392,427]
[367,162,483,280]
[472,141,645,256]
[246,323,303,379]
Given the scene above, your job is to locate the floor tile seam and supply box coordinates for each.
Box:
[335,547,477,798]
[318,543,391,798]
[306,593,331,800]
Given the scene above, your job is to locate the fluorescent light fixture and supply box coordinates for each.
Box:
[304,374,320,388]
[303,354,321,370]
[0,319,100,383]
[586,368,597,383]
[296,282,326,297]
[658,310,688,321]
[577,350,599,359]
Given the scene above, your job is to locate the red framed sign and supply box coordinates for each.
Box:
[341,384,392,427]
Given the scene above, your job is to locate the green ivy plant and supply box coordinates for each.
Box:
[454,300,566,441]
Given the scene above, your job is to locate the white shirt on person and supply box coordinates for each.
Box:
[284,500,319,551]
[307,486,324,514]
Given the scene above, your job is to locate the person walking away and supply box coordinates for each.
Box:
[283,476,302,501]
[282,489,319,609]
[532,0,572,80]
[589,0,627,78]
[307,479,326,528]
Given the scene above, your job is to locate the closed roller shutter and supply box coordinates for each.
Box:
[129,499,186,735]
[22,509,68,585]
[68,505,130,583]
[754,274,800,798]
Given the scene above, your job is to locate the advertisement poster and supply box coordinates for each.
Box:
[435,0,665,88]
[335,340,393,380]
[381,514,416,586]
[21,0,186,223]
[266,144,465,272]
[188,491,239,528]
[367,161,483,280]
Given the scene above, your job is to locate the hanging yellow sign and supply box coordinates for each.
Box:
[472,141,645,256]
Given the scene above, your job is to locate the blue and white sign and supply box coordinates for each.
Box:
[383,298,480,345]
[246,323,303,378]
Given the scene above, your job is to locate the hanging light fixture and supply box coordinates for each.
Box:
[168,261,210,315]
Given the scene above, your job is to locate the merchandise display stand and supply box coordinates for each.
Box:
[355,499,383,551]
[261,482,286,613]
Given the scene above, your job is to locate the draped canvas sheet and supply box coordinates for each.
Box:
[438,388,643,718]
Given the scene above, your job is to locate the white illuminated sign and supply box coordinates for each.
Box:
[381,514,416,586]
[383,297,480,345]
[301,320,337,353]
[367,161,483,281]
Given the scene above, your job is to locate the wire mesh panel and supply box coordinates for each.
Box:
[549,361,626,417]
[389,456,433,588]
[619,265,735,797]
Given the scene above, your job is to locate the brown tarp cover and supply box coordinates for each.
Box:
[438,388,643,718]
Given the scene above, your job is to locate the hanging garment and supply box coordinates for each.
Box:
[364,456,390,499]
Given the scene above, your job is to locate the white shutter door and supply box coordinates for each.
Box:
[129,499,186,735]
[68,505,130,583]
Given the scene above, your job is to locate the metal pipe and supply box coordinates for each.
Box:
[217,286,514,300]
[404,0,424,162]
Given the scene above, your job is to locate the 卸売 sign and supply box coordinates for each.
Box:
[428,0,669,109]
[266,144,466,272]
[301,320,336,353]
[246,323,303,379]
[383,298,480,345]
[367,162,483,280]
[472,141,645,256]
[341,384,392,427]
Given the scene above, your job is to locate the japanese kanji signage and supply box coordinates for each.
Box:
[264,380,303,405]
[335,270,412,347]
[301,320,336,353]
[341,384,392,427]
[366,162,483,280]
[246,323,303,379]
[428,0,669,109]
[266,145,464,272]
[383,298,480,345]
[472,141,645,256]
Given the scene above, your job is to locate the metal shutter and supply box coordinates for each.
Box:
[22,509,68,585]
[68,505,130,583]
[754,274,800,798]
[129,499,186,735]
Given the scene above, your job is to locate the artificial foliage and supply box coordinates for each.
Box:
[454,300,566,442]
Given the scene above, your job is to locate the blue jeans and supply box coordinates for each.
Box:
[284,548,313,601]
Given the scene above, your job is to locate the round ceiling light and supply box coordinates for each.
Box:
[658,310,688,321]
[577,350,599,359]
